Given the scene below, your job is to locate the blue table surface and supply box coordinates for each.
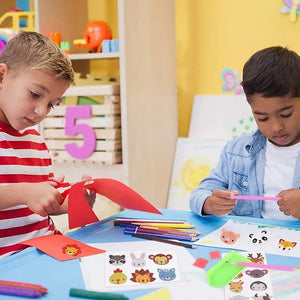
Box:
[0,208,300,299]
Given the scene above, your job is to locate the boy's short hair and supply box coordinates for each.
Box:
[241,46,300,102]
[0,31,74,83]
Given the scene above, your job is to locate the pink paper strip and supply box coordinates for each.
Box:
[231,195,280,201]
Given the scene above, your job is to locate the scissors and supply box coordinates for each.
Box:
[48,179,95,204]
[48,179,71,204]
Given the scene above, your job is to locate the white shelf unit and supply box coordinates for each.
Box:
[34,0,178,209]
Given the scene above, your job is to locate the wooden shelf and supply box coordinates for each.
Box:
[69,52,120,60]
[35,0,178,208]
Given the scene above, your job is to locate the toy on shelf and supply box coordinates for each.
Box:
[0,9,35,54]
[48,32,70,54]
[73,20,113,53]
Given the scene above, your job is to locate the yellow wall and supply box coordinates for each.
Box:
[176,0,300,136]
[88,0,300,137]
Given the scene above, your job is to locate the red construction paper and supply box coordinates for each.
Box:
[209,250,221,260]
[68,178,162,229]
[68,180,99,229]
[193,257,209,269]
[21,234,105,261]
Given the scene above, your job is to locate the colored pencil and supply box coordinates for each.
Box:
[70,288,129,299]
[124,227,198,241]
[0,280,47,294]
[150,226,202,235]
[226,261,295,271]
[114,218,186,225]
[132,233,197,249]
[139,225,200,236]
[0,285,44,298]
[131,222,196,229]
[231,195,280,201]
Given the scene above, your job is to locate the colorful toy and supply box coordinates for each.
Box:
[0,10,35,54]
[73,20,112,53]
[48,32,62,46]
[280,0,300,22]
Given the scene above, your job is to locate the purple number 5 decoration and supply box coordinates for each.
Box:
[65,106,96,159]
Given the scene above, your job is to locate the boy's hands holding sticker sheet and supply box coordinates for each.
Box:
[203,190,238,216]
[277,188,300,218]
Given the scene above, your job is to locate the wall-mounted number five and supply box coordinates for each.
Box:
[65,106,96,159]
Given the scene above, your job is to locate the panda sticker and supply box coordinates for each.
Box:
[249,230,269,245]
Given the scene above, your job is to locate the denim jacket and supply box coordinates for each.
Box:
[189,130,300,219]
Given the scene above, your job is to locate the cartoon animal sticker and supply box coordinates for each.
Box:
[157,268,176,281]
[131,252,146,268]
[245,269,268,278]
[251,293,271,300]
[62,244,81,256]
[109,255,126,265]
[249,230,268,245]
[278,239,297,251]
[250,281,268,292]
[109,268,127,285]
[148,253,173,265]
[220,228,240,244]
[229,280,244,293]
[247,253,265,264]
[130,269,156,284]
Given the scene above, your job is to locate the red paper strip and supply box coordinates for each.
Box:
[21,234,105,261]
[68,178,162,229]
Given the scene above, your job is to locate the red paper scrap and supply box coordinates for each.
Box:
[193,257,209,269]
[21,234,105,261]
[209,250,221,260]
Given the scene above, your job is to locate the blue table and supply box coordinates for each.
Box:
[0,209,300,299]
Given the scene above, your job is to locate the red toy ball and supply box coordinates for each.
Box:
[84,20,112,52]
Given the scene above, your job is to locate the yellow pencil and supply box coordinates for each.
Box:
[132,222,196,229]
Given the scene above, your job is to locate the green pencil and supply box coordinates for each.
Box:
[69,288,129,300]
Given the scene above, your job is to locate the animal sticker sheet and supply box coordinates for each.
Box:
[79,241,225,299]
[104,249,181,288]
[196,220,300,258]
[224,252,274,300]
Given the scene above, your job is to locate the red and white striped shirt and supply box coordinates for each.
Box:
[0,120,57,259]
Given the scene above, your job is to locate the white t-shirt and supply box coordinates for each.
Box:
[261,139,300,221]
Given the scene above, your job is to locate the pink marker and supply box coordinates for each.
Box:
[226,261,295,271]
[231,195,280,201]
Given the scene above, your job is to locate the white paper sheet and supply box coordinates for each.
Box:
[79,241,224,300]
[196,220,300,258]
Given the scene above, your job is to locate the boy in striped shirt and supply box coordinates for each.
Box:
[0,32,95,259]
